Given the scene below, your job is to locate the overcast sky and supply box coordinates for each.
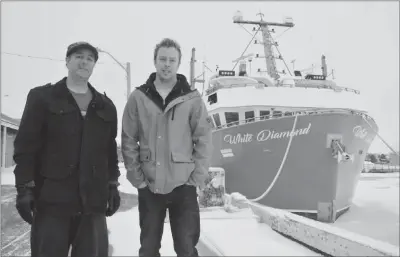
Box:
[1,1,399,153]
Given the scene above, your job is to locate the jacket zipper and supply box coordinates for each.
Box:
[171,106,176,120]
[77,99,93,214]
[78,107,86,213]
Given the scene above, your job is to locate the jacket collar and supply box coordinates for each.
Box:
[164,90,200,113]
[141,72,193,94]
[52,77,105,110]
[137,72,197,112]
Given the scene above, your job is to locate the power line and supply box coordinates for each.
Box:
[2,51,64,62]
[1,51,110,65]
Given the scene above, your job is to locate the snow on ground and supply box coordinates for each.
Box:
[112,167,320,255]
[199,208,322,256]
[334,172,399,246]
[2,164,398,254]
[106,165,178,255]
[1,166,15,185]
[117,163,138,195]
[106,206,177,256]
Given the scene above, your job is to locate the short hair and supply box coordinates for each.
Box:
[153,38,182,64]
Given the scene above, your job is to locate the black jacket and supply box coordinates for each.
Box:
[13,77,120,215]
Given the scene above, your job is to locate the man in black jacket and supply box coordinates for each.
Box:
[13,41,121,257]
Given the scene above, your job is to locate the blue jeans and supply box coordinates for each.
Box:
[138,184,200,257]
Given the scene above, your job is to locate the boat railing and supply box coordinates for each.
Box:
[206,82,260,95]
[212,107,372,131]
[294,80,361,94]
[206,81,361,96]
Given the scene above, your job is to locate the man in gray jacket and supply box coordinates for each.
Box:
[121,38,212,257]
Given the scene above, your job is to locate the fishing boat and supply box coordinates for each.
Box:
[192,11,379,222]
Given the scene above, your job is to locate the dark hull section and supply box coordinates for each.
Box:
[210,113,378,219]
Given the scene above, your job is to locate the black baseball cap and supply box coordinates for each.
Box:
[66,41,99,62]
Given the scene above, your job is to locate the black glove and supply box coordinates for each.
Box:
[15,185,35,224]
[106,184,120,217]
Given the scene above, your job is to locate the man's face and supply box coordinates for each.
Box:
[66,48,96,79]
[154,47,180,82]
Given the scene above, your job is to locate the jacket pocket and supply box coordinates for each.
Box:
[40,158,75,180]
[139,149,156,183]
[171,152,194,163]
[92,163,109,181]
[88,164,109,210]
[171,152,195,185]
[38,162,78,204]
[96,109,114,122]
[139,149,151,162]
[93,109,114,150]
[48,103,76,115]
[47,103,78,135]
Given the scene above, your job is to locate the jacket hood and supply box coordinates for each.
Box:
[139,73,193,94]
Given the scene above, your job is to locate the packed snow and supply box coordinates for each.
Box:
[1,165,399,255]
[334,172,399,246]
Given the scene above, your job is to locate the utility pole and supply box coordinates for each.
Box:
[202,60,205,95]
[190,48,195,90]
[97,48,131,101]
[0,72,2,170]
[126,62,131,101]
[190,48,205,90]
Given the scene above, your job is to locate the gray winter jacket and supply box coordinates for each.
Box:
[121,73,213,194]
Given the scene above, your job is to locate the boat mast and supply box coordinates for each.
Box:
[233,13,294,80]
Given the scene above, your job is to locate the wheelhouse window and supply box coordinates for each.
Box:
[284,111,293,116]
[260,110,270,120]
[213,113,221,128]
[208,93,218,105]
[245,111,255,123]
[225,112,239,127]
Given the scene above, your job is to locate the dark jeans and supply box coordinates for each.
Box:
[138,184,200,257]
[30,211,108,257]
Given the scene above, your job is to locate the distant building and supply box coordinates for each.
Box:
[1,113,20,169]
